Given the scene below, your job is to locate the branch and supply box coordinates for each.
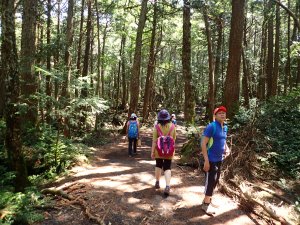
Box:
[238,183,292,225]
[272,0,300,31]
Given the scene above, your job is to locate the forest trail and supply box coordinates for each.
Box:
[36,125,265,225]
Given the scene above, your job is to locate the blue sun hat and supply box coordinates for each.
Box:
[157,109,170,121]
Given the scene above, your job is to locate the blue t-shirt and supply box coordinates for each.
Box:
[203,121,228,162]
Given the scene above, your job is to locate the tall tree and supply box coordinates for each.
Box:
[46,0,52,122]
[20,0,38,128]
[203,4,215,121]
[143,0,158,121]
[266,0,274,98]
[81,0,92,98]
[182,0,195,124]
[101,21,108,97]
[257,3,267,100]
[95,0,101,97]
[214,14,223,103]
[76,0,85,97]
[128,0,148,116]
[1,0,29,191]
[272,2,280,96]
[61,0,74,100]
[54,0,61,102]
[224,0,245,118]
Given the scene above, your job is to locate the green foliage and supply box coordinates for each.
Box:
[179,125,202,167]
[0,188,44,224]
[232,98,258,129]
[256,89,300,178]
[81,130,111,146]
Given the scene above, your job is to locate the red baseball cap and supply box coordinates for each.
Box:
[214,106,227,115]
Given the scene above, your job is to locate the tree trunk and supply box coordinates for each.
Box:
[1,0,29,192]
[143,0,157,121]
[241,8,250,108]
[61,0,74,100]
[46,0,52,122]
[95,0,101,97]
[20,0,38,128]
[214,15,223,103]
[284,0,291,94]
[129,0,148,116]
[81,0,92,98]
[182,0,195,124]
[272,3,280,96]
[54,0,61,102]
[116,29,125,111]
[224,0,245,119]
[266,0,274,98]
[76,0,85,98]
[203,4,215,121]
[90,25,94,91]
[257,6,267,100]
[242,49,250,108]
[121,36,127,109]
[101,21,108,97]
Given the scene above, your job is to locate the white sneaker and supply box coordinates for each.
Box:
[201,202,216,215]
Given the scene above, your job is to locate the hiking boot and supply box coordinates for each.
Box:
[164,186,170,196]
[201,202,216,215]
[155,181,160,189]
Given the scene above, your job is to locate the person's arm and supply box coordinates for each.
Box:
[126,121,129,135]
[201,136,210,172]
[151,126,158,159]
[223,142,231,158]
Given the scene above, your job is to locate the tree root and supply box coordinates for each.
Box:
[41,188,74,200]
[225,180,293,225]
[41,188,106,225]
[247,182,294,205]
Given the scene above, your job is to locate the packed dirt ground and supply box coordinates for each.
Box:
[35,125,283,225]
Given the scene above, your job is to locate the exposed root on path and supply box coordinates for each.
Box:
[41,187,107,225]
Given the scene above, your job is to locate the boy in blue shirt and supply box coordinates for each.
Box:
[201,106,230,214]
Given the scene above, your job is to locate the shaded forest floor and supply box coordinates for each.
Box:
[34,124,280,225]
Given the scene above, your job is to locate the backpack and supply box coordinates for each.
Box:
[156,124,175,157]
[128,121,138,138]
[199,122,216,169]
[203,122,217,150]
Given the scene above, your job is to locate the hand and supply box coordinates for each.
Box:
[223,150,231,158]
[151,151,155,159]
[203,160,210,172]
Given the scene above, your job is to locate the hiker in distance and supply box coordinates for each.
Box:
[201,106,231,214]
[171,114,177,127]
[127,113,140,157]
[151,109,176,196]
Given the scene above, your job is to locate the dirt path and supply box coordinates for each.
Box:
[37,125,265,225]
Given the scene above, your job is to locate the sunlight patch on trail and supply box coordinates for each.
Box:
[72,165,132,177]
[91,172,155,191]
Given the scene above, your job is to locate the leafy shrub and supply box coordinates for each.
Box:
[179,125,202,167]
[256,89,300,178]
[0,188,44,224]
